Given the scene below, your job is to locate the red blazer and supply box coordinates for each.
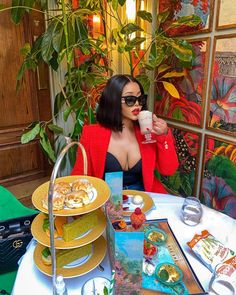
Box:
[71,124,179,194]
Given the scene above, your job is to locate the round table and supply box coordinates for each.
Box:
[12,194,236,294]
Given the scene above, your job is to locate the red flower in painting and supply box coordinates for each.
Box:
[155,94,201,125]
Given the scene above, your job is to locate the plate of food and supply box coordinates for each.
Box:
[32,176,110,216]
[155,262,183,286]
[145,228,167,246]
[122,190,154,216]
[31,209,106,249]
[34,235,107,278]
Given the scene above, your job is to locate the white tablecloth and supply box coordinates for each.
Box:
[12,194,236,294]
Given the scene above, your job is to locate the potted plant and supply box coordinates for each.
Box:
[0,0,201,170]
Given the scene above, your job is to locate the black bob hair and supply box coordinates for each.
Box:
[96,74,147,132]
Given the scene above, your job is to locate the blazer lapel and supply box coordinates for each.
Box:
[91,125,111,178]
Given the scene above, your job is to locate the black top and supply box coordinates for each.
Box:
[104,152,143,186]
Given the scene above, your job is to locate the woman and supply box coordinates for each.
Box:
[71,74,178,193]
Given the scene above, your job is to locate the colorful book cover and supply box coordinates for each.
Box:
[105,172,123,220]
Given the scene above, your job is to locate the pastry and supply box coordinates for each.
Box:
[64,190,90,208]
[56,243,92,268]
[42,192,65,211]
[54,181,71,194]
[71,179,93,193]
[62,211,98,242]
[41,244,92,268]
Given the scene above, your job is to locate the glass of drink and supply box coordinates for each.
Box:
[181,196,203,226]
[137,110,156,144]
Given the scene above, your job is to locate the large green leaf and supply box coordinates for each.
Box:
[157,10,169,27]
[121,23,143,35]
[52,21,65,53]
[31,35,43,60]
[157,64,171,75]
[112,0,118,10]
[37,0,47,10]
[68,20,76,48]
[171,15,202,28]
[125,37,146,51]
[118,0,126,6]
[162,71,185,78]
[135,74,150,93]
[11,0,34,24]
[137,10,152,23]
[171,41,194,62]
[74,16,88,44]
[63,106,73,122]
[48,124,64,134]
[41,18,61,63]
[21,123,40,144]
[39,129,56,163]
[148,42,165,68]
[87,107,96,124]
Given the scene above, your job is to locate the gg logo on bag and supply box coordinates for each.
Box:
[13,240,23,248]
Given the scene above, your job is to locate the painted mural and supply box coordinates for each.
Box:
[201,136,236,219]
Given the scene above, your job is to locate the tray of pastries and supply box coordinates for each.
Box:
[31,209,106,249]
[32,176,110,216]
[34,235,107,278]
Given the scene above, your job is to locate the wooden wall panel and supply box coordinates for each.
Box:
[0,0,52,187]
[0,2,38,129]
[0,141,43,179]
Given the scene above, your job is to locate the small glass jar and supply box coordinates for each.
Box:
[209,263,236,295]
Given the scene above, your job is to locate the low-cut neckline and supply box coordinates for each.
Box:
[107,152,141,171]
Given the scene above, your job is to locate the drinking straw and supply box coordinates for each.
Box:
[109,269,116,294]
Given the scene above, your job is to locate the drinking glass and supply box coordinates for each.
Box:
[209,263,236,295]
[137,110,156,144]
[81,277,111,295]
[181,196,203,226]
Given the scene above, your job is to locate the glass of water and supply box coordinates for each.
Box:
[209,263,236,295]
[181,196,203,226]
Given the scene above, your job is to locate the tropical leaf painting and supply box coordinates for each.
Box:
[155,38,209,127]
[161,126,201,197]
[201,136,236,219]
[158,0,213,36]
[208,35,236,135]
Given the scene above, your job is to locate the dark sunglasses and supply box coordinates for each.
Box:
[121,94,147,107]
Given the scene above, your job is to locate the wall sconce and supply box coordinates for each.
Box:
[126,0,136,22]
[92,15,101,38]
[140,0,145,50]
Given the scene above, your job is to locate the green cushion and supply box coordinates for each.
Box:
[0,186,38,221]
[0,270,17,294]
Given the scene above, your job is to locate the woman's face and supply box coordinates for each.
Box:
[121,81,143,121]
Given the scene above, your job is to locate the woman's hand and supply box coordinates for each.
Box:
[152,114,168,135]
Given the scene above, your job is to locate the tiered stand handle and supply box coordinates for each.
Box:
[47,142,87,294]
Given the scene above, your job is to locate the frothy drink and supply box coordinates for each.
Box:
[138,111,153,134]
